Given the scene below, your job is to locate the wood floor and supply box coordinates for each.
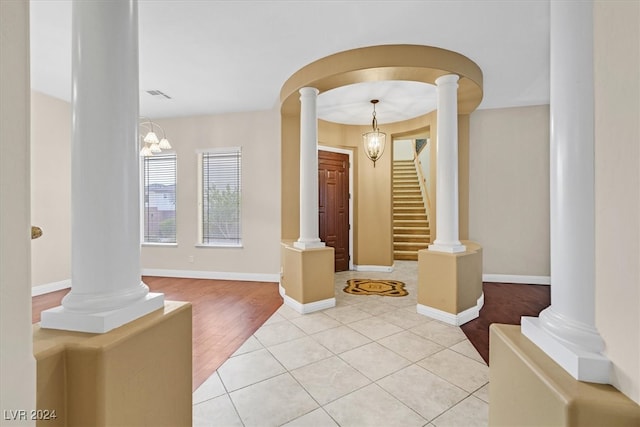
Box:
[31,277,283,391]
[32,278,549,389]
[460,282,551,364]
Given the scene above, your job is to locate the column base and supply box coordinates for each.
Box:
[521,316,610,384]
[34,301,192,427]
[293,239,325,250]
[41,292,165,333]
[417,241,483,325]
[281,241,335,314]
[490,324,640,426]
[428,242,466,253]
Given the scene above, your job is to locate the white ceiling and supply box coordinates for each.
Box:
[29,0,550,125]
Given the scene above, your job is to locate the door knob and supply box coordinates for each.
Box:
[31,226,43,239]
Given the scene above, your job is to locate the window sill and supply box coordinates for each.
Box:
[195,243,243,249]
[142,242,178,247]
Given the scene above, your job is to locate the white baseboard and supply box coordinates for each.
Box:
[417,293,485,326]
[353,264,394,273]
[141,268,279,283]
[279,283,335,314]
[31,270,279,297]
[32,279,71,297]
[483,274,550,285]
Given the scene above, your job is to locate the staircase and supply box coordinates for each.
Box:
[393,160,430,260]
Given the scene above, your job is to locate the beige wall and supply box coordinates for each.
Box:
[593,0,639,404]
[30,93,281,282]
[393,139,414,160]
[30,95,551,281]
[281,113,301,241]
[469,105,550,277]
[140,110,281,276]
[316,113,445,268]
[30,91,71,286]
[318,119,393,267]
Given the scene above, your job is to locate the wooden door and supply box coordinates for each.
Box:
[319,150,350,271]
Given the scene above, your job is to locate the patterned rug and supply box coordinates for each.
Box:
[343,279,408,297]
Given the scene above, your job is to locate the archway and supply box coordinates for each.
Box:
[280,44,483,268]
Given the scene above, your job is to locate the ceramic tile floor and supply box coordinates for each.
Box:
[193,261,489,427]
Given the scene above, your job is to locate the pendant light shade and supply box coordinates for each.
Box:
[139,117,173,156]
[362,100,386,167]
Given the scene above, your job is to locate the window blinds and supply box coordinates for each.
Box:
[143,154,177,243]
[201,148,241,245]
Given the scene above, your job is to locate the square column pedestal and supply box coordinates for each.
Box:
[417,241,483,326]
[490,324,640,426]
[280,241,335,314]
[33,301,192,427]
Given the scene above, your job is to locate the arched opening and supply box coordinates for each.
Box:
[280,44,483,268]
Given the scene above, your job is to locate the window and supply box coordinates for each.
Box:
[198,148,242,246]
[142,154,177,244]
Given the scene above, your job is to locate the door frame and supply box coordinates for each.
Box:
[318,145,354,270]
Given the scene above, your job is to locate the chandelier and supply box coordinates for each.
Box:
[139,117,172,156]
[362,99,386,167]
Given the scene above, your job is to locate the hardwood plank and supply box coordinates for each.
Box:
[31,277,283,391]
[32,277,548,384]
[461,282,550,364]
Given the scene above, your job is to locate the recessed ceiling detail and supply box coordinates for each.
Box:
[317,81,436,126]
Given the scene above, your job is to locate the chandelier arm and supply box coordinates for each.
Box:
[139,122,151,133]
[139,117,168,139]
[139,116,155,132]
[154,123,167,140]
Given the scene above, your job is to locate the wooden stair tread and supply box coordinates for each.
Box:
[393,160,431,261]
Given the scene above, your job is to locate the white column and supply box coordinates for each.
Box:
[41,0,164,334]
[294,87,324,249]
[429,74,466,253]
[522,0,610,384]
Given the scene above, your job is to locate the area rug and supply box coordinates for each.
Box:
[343,279,408,297]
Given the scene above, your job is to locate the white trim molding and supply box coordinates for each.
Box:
[417,293,485,326]
[32,271,279,298]
[353,264,394,273]
[483,274,551,285]
[279,283,335,314]
[141,269,279,283]
[32,279,72,297]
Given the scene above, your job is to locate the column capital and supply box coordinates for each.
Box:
[435,74,459,86]
[299,87,319,98]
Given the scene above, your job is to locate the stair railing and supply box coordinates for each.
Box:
[412,140,431,221]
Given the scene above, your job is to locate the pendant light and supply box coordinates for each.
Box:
[362,99,386,167]
[139,117,173,156]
